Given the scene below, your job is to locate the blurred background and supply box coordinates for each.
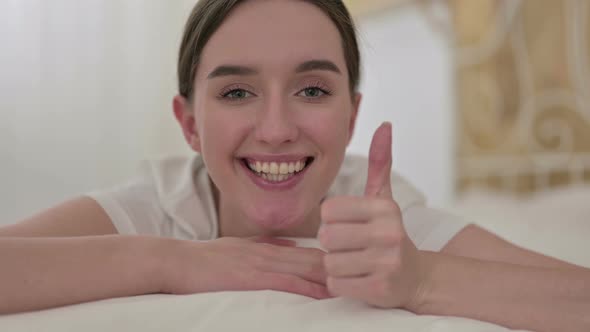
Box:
[1,0,589,226]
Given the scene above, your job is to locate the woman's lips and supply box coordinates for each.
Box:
[239,157,312,191]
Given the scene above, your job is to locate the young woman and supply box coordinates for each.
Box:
[1,1,588,331]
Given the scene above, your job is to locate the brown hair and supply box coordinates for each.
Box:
[177,0,361,100]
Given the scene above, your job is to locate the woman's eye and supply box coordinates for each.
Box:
[298,87,327,98]
[223,89,252,100]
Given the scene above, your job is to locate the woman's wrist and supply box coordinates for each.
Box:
[134,235,183,294]
[405,250,439,314]
[149,236,211,294]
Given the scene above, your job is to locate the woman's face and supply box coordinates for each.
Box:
[176,0,360,231]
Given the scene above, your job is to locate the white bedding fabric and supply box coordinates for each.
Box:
[2,186,589,332]
[451,186,590,268]
[0,292,528,332]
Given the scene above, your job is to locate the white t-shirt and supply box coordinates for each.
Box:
[86,154,469,251]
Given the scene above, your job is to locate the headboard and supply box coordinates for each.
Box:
[450,0,590,194]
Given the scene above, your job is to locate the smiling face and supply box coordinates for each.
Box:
[174,0,361,237]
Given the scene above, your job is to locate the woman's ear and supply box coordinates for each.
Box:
[173,95,202,153]
[347,92,362,145]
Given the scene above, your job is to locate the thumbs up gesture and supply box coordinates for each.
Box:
[318,122,428,310]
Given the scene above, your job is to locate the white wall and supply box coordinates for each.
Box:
[350,6,455,208]
[0,0,196,224]
[0,2,454,225]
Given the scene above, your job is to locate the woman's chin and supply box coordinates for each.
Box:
[249,214,303,230]
[240,196,321,235]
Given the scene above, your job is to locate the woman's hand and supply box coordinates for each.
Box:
[158,236,330,300]
[318,123,430,310]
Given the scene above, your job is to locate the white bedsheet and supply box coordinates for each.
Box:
[2,186,588,332]
[0,292,527,332]
[451,186,590,268]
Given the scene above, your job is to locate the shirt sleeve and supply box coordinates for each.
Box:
[402,205,471,251]
[84,177,168,236]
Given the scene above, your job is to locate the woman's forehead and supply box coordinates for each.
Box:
[197,0,347,80]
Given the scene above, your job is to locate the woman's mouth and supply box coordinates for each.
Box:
[241,157,314,183]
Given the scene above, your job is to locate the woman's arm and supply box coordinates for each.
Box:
[321,124,589,330]
[0,235,163,314]
[415,251,590,332]
[442,224,585,269]
[0,196,117,238]
[410,225,590,332]
[0,235,329,314]
[0,197,328,314]
[0,197,165,314]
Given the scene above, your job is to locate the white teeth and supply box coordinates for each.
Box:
[279,162,289,175]
[245,158,311,179]
[270,162,279,174]
[263,161,299,175]
[263,173,294,183]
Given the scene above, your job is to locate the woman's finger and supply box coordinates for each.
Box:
[252,236,296,247]
[324,249,374,278]
[267,245,326,266]
[321,196,399,224]
[256,246,327,284]
[318,223,371,251]
[327,275,374,301]
[257,273,332,300]
[364,122,394,199]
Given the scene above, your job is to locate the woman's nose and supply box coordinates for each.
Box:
[254,97,299,146]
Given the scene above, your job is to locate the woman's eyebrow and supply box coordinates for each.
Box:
[295,60,341,75]
[207,59,341,79]
[207,65,258,79]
